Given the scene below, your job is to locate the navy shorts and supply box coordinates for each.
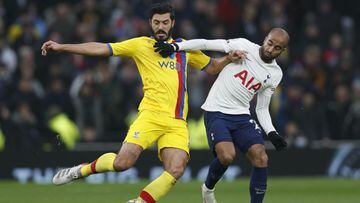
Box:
[204,111,264,155]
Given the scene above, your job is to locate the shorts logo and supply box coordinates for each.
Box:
[133,131,140,138]
[249,119,262,133]
[210,133,215,141]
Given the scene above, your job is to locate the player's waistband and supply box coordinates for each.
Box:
[138,108,187,121]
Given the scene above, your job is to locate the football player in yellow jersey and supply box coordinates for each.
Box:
[41,3,247,203]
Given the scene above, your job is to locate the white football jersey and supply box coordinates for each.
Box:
[178,38,283,133]
[201,38,283,115]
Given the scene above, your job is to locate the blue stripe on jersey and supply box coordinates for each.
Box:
[106,43,113,56]
[178,51,187,118]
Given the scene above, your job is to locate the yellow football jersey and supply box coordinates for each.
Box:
[108,37,212,120]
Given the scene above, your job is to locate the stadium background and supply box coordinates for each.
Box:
[0,0,360,202]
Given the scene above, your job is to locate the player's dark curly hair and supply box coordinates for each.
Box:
[148,2,175,20]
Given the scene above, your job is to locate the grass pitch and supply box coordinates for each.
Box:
[0,177,359,203]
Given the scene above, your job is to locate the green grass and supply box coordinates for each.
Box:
[0,177,359,203]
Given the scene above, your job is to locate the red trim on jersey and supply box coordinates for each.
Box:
[90,159,98,174]
[175,52,184,119]
[140,191,156,203]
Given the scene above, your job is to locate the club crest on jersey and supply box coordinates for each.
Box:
[133,131,140,138]
[264,75,271,83]
[234,69,262,91]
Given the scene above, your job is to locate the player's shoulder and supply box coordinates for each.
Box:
[136,36,153,42]
[228,38,259,47]
[130,36,157,46]
[271,62,283,81]
[111,36,150,44]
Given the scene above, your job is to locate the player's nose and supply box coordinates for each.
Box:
[158,23,167,30]
[268,46,274,53]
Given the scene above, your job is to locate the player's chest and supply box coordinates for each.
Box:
[225,62,271,92]
[140,46,188,71]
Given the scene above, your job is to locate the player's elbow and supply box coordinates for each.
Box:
[255,107,267,115]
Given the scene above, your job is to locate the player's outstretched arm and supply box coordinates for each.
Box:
[205,50,248,75]
[177,39,231,53]
[41,40,110,56]
[154,39,232,58]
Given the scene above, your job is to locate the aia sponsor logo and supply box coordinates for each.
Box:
[234,69,261,91]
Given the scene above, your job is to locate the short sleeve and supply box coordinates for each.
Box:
[187,50,212,70]
[225,38,254,51]
[108,37,140,57]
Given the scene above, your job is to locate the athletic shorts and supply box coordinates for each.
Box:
[204,111,264,155]
[124,110,189,160]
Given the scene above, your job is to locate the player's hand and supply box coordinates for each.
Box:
[268,131,287,151]
[227,50,249,63]
[41,40,63,56]
[154,41,179,58]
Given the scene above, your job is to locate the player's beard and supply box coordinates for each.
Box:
[152,26,174,42]
[259,46,278,62]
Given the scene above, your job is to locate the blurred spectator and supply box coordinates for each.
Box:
[9,76,44,120]
[293,91,329,141]
[46,2,76,43]
[317,0,340,44]
[96,60,126,141]
[284,121,308,149]
[342,79,360,139]
[326,84,351,139]
[70,69,102,142]
[0,62,9,101]
[11,102,42,151]
[7,6,44,50]
[0,37,17,79]
[45,78,74,117]
[238,2,260,42]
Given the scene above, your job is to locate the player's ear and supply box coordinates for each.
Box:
[171,19,175,27]
[149,19,152,26]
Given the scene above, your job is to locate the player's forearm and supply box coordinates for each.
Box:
[256,94,276,134]
[205,55,232,75]
[59,42,110,56]
[178,39,230,53]
[256,108,276,134]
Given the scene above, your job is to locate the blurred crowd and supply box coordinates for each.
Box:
[0,0,359,151]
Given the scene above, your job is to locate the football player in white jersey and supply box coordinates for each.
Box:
[154,28,289,203]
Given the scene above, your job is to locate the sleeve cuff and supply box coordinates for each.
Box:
[107,43,113,56]
[201,58,214,71]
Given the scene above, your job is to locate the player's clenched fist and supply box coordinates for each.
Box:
[41,40,63,56]
[153,41,179,58]
[268,131,287,151]
[227,50,249,63]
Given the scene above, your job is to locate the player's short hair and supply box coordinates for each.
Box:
[148,2,175,20]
